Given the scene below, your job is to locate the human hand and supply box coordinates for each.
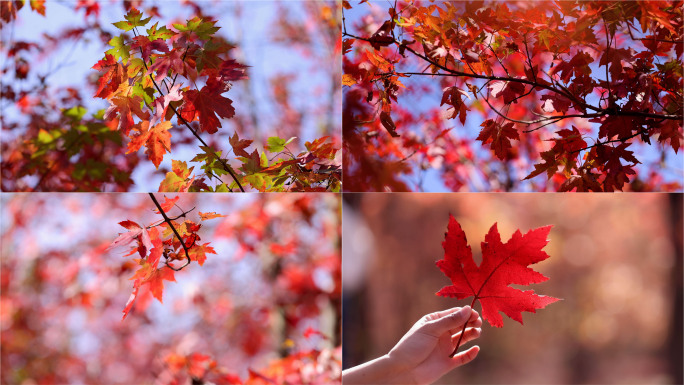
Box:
[386,306,482,385]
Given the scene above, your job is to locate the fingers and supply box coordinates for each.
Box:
[423,306,462,322]
[451,345,480,368]
[451,326,482,346]
[423,306,478,336]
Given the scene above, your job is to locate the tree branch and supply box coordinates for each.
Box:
[148,193,192,271]
[346,31,684,122]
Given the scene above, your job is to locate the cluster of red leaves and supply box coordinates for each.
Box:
[93,8,341,192]
[109,195,222,319]
[1,3,141,191]
[92,8,246,168]
[160,347,341,385]
[436,215,559,329]
[343,0,683,192]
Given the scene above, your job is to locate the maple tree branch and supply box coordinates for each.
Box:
[572,127,653,154]
[131,31,245,192]
[348,32,684,123]
[477,88,606,129]
[148,193,191,271]
[603,17,614,108]
[343,31,601,112]
[624,22,684,44]
[375,70,683,122]
[147,206,196,228]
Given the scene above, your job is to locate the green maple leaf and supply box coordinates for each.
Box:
[106,36,130,64]
[173,17,220,40]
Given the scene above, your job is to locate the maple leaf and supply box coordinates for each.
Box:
[188,242,216,266]
[130,35,169,62]
[217,59,248,82]
[436,215,559,328]
[126,120,173,168]
[597,142,640,191]
[173,16,220,40]
[379,111,399,137]
[550,51,593,83]
[229,132,253,157]
[122,285,139,320]
[104,91,149,135]
[29,0,45,15]
[194,39,233,73]
[368,20,394,50]
[540,93,572,114]
[156,195,180,212]
[147,266,176,303]
[476,120,519,160]
[559,170,602,192]
[92,54,124,99]
[656,119,683,153]
[440,86,469,125]
[180,85,235,134]
[106,36,131,64]
[108,227,143,249]
[112,8,152,31]
[149,48,187,83]
[198,212,226,220]
[523,150,559,180]
[158,160,195,192]
[599,48,634,80]
[489,80,525,104]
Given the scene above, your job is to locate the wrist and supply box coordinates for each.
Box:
[382,354,417,385]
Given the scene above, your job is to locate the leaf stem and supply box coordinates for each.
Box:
[450,298,477,358]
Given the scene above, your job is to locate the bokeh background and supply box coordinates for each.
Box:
[1,193,341,384]
[342,193,682,384]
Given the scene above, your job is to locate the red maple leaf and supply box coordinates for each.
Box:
[229,132,253,157]
[148,48,186,83]
[130,35,168,62]
[151,195,180,214]
[92,54,124,99]
[436,215,559,328]
[180,85,235,134]
[126,120,172,168]
[476,120,519,160]
[188,242,216,266]
[147,266,176,303]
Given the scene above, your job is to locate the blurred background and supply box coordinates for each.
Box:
[1,193,341,384]
[342,193,682,384]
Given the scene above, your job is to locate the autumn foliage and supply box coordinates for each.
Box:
[343,0,683,191]
[1,194,341,384]
[1,1,341,192]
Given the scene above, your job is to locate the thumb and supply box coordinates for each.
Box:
[423,306,472,336]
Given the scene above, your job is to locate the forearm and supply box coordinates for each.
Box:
[342,354,414,385]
